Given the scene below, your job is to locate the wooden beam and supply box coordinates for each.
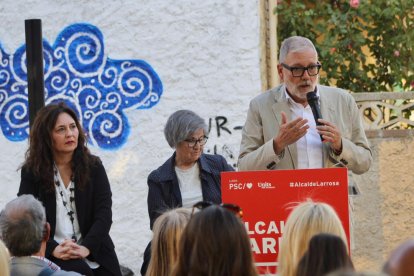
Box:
[25,19,45,128]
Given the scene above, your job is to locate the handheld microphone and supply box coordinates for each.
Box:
[306,88,324,141]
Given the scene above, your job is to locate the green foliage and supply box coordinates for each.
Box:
[275,0,414,92]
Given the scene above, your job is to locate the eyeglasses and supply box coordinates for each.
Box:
[192,201,243,218]
[281,62,322,77]
[184,136,208,148]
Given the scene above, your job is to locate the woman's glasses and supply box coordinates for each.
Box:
[192,201,243,218]
[184,136,208,148]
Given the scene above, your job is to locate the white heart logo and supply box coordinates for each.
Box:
[246,183,253,189]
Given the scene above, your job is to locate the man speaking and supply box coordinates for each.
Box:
[238,36,372,180]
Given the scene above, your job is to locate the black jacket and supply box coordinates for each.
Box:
[18,160,121,276]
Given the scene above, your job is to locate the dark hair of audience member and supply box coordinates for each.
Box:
[382,239,414,276]
[171,205,258,276]
[145,208,191,276]
[296,233,354,276]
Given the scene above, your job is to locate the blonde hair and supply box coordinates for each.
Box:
[145,208,191,276]
[0,239,10,276]
[277,200,348,276]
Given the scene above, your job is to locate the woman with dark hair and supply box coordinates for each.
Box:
[18,102,121,276]
[141,109,234,275]
[171,204,258,276]
[296,233,354,276]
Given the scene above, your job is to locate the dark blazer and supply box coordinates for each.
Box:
[147,152,235,229]
[141,152,234,275]
[18,160,122,276]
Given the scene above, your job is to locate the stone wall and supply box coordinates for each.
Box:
[353,133,414,272]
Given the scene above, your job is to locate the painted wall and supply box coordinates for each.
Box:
[0,0,261,273]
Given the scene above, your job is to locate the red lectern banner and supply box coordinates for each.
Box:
[221,168,349,275]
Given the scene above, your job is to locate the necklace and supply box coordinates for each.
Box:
[54,165,77,242]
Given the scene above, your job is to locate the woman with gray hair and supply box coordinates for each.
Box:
[141,109,234,275]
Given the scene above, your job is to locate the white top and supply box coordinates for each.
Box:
[54,173,81,244]
[285,89,323,169]
[175,163,203,207]
[54,169,99,269]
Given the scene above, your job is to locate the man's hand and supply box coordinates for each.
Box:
[316,119,342,152]
[273,111,309,155]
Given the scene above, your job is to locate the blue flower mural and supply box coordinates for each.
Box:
[0,23,163,149]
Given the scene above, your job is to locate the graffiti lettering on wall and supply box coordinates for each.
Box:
[205,116,243,168]
[0,23,163,149]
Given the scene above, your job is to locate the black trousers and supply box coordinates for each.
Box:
[51,257,93,276]
[51,257,116,275]
[140,241,151,276]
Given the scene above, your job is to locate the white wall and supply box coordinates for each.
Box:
[0,0,261,273]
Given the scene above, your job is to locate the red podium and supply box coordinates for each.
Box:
[221,168,349,275]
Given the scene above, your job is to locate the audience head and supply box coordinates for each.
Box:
[172,204,257,276]
[163,109,208,149]
[0,239,10,276]
[277,200,348,276]
[0,194,47,256]
[146,208,191,276]
[383,239,414,276]
[296,233,354,276]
